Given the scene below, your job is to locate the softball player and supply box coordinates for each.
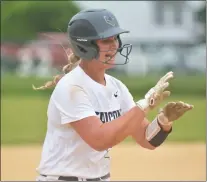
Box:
[34,9,193,181]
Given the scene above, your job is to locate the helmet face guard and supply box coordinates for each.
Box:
[68,9,132,65]
[98,41,132,65]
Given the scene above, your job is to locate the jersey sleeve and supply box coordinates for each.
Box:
[119,81,136,114]
[52,84,97,125]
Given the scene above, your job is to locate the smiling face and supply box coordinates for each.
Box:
[95,36,119,69]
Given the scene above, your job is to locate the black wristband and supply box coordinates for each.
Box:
[148,120,172,147]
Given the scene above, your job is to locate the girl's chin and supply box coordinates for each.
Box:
[105,63,115,69]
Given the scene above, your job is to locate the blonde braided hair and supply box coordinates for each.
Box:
[32,53,80,90]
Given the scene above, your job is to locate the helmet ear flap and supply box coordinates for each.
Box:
[90,41,100,60]
[117,35,123,52]
[71,40,99,60]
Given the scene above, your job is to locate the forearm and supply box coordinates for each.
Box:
[98,106,145,150]
[107,113,142,148]
[131,118,155,150]
[132,117,172,150]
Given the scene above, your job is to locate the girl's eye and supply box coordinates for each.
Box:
[100,36,118,43]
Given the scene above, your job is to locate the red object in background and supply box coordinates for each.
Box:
[37,32,71,68]
[1,32,72,70]
[1,42,22,61]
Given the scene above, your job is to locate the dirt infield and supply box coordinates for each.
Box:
[1,143,206,181]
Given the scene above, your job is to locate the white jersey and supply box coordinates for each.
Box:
[36,65,136,178]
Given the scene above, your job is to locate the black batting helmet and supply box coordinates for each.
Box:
[67,9,132,65]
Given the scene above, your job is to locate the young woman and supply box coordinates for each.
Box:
[35,9,193,181]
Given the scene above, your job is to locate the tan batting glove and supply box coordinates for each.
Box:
[136,71,173,113]
[157,101,194,130]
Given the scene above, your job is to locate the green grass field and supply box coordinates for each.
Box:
[1,94,205,145]
[2,73,205,97]
[1,74,206,145]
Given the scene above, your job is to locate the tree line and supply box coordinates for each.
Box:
[1,1,80,41]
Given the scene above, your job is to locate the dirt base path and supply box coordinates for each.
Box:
[1,143,206,181]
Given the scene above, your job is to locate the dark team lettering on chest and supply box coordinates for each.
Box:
[95,109,121,123]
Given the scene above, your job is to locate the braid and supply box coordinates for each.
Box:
[32,53,80,90]
[62,54,81,74]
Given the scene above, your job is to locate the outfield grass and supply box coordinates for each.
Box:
[1,74,205,97]
[1,94,205,145]
[1,95,48,145]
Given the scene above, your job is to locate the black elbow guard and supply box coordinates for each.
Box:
[146,118,172,147]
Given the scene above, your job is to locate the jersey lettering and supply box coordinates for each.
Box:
[95,109,121,123]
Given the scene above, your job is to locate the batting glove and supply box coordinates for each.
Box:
[157,101,194,127]
[136,71,174,113]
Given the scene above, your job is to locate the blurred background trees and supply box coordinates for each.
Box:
[1,1,205,77]
[1,1,80,41]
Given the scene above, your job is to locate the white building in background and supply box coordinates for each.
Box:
[75,1,204,43]
[75,1,205,75]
